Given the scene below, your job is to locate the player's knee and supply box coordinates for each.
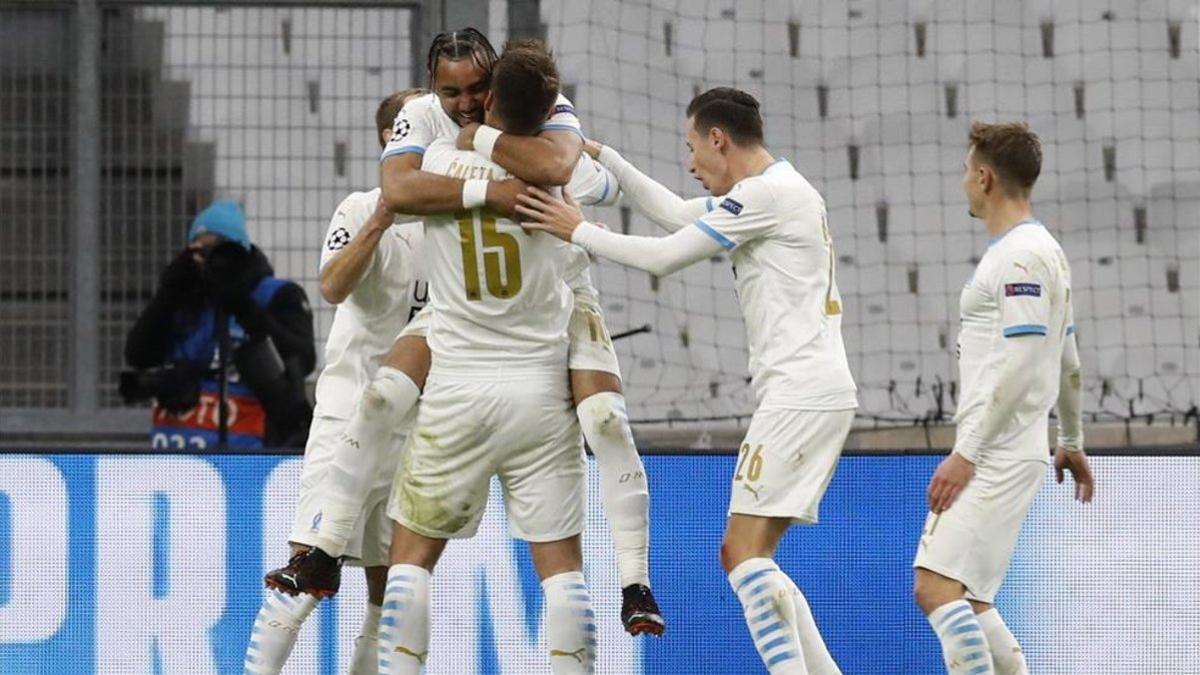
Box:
[361,381,390,415]
[718,539,743,574]
[579,392,628,440]
[363,367,410,417]
[912,572,947,613]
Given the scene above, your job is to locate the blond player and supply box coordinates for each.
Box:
[378,43,602,674]
[520,87,857,675]
[913,122,1094,675]
[247,90,427,674]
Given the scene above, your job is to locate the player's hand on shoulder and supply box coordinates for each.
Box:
[927,452,975,513]
[1054,447,1094,503]
[457,122,481,151]
[484,177,531,217]
[582,138,603,160]
[516,186,585,242]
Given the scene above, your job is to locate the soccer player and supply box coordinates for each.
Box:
[912,122,1094,675]
[244,89,428,675]
[377,42,600,674]
[519,87,857,675]
[270,28,663,636]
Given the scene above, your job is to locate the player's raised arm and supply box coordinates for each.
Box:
[517,186,726,277]
[319,195,390,304]
[590,141,712,232]
[461,122,581,186]
[380,152,524,217]
[457,57,583,187]
[379,30,526,217]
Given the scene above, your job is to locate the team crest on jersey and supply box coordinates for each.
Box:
[326,226,351,251]
[1005,283,1041,297]
[719,198,744,215]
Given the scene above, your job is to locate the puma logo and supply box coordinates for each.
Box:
[1012,261,1030,273]
[550,648,588,664]
[394,645,427,664]
[742,483,761,501]
[341,435,360,449]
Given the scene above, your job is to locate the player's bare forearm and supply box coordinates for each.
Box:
[319,208,390,304]
[380,155,466,215]
[491,130,581,186]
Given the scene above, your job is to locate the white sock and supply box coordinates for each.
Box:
[928,600,994,674]
[243,588,318,674]
[977,608,1028,675]
[780,575,841,675]
[348,603,383,675]
[378,564,430,675]
[728,558,808,674]
[576,391,650,588]
[542,571,597,674]
[315,367,420,556]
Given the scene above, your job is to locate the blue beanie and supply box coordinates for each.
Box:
[189,200,250,250]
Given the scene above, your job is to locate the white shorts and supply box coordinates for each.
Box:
[913,458,1047,603]
[289,415,406,567]
[728,408,855,524]
[387,368,586,542]
[567,300,621,378]
[398,304,431,339]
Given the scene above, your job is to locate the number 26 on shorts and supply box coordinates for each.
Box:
[735,443,764,482]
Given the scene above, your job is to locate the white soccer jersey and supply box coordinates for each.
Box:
[380,91,583,162]
[312,188,427,418]
[692,160,858,410]
[954,219,1074,463]
[418,138,579,372]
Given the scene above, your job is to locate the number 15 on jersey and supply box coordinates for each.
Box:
[457,210,523,300]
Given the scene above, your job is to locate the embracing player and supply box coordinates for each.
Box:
[377,41,604,674]
[246,88,428,674]
[520,87,857,674]
[913,121,1095,675]
[268,28,663,636]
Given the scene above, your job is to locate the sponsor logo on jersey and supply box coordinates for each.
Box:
[1005,282,1041,297]
[719,198,744,215]
[553,103,575,116]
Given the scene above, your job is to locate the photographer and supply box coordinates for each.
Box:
[121,200,316,449]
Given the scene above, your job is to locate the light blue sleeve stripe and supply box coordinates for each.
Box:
[380,145,426,160]
[538,123,584,137]
[693,218,736,250]
[1003,324,1048,337]
[1066,324,1075,336]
